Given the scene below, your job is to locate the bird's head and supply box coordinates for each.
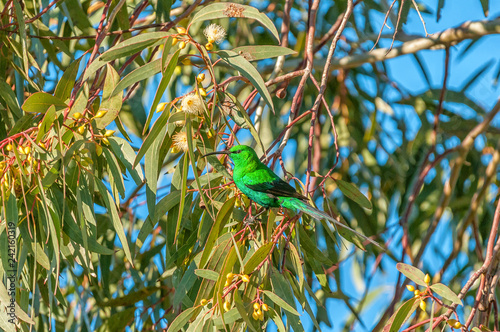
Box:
[202,145,259,167]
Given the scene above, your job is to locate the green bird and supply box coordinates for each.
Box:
[203,145,381,248]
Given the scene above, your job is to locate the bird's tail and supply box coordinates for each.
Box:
[280,197,383,250]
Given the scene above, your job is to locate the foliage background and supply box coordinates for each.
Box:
[0,0,499,331]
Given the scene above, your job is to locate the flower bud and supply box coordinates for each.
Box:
[406,285,415,292]
[24,146,31,154]
[181,58,191,65]
[453,321,462,329]
[261,303,268,311]
[73,112,83,120]
[200,299,208,306]
[223,301,231,312]
[252,311,259,320]
[241,274,250,283]
[179,41,186,49]
[414,290,421,297]
[424,274,431,284]
[171,37,178,46]
[205,42,213,51]
[197,73,205,82]
[95,110,107,118]
[176,27,186,34]
[102,137,110,145]
[226,272,234,280]
[78,125,86,135]
[5,144,13,151]
[253,303,260,310]
[104,130,115,137]
[199,88,207,97]
[419,300,426,311]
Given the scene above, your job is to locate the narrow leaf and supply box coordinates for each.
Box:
[218,50,274,112]
[243,242,273,274]
[231,45,296,61]
[430,283,463,306]
[396,263,427,286]
[333,179,372,210]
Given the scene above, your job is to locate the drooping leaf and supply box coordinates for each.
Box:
[243,242,273,275]
[22,92,67,113]
[54,58,82,101]
[396,263,427,286]
[382,297,419,332]
[95,64,123,129]
[111,59,162,97]
[333,179,372,210]
[430,283,463,306]
[218,50,274,112]
[231,45,296,61]
[191,2,280,41]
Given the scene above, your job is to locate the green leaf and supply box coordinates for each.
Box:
[268,307,286,332]
[333,179,372,210]
[96,64,123,129]
[382,298,419,332]
[191,3,280,41]
[134,104,171,167]
[263,290,300,316]
[136,190,181,249]
[479,0,489,16]
[0,79,21,118]
[194,269,219,281]
[100,32,170,62]
[298,226,334,265]
[103,147,126,199]
[145,49,180,133]
[35,105,56,142]
[166,307,197,332]
[54,58,81,101]
[231,46,296,61]
[173,262,198,307]
[396,263,427,286]
[199,197,236,268]
[217,50,274,112]
[108,137,144,186]
[243,242,273,275]
[22,92,67,113]
[233,289,259,332]
[83,32,169,81]
[288,243,304,288]
[95,178,133,264]
[111,59,162,97]
[213,308,241,327]
[430,283,463,306]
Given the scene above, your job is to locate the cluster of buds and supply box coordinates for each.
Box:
[251,301,268,321]
[224,272,250,288]
[406,273,432,311]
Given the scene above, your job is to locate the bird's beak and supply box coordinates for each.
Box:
[202,150,230,158]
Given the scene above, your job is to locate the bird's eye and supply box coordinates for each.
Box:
[236,150,242,154]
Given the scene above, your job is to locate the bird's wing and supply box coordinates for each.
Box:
[242,168,308,201]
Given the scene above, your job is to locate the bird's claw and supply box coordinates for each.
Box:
[244,216,261,225]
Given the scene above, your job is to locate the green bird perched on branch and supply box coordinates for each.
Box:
[203,145,382,249]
